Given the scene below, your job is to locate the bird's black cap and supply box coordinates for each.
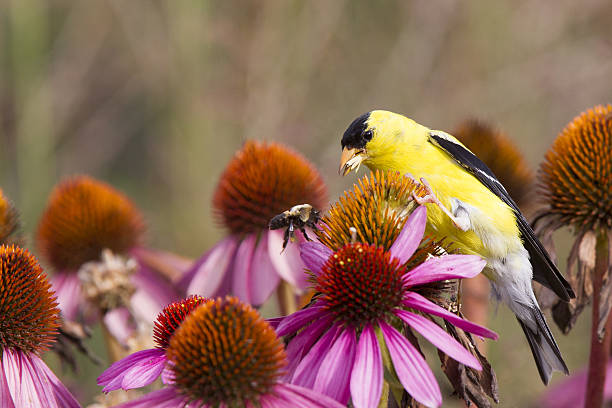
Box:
[341,112,371,149]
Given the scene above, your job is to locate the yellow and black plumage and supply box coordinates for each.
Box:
[339,110,575,384]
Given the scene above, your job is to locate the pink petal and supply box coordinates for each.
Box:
[97,348,166,392]
[131,261,181,323]
[2,349,80,408]
[113,387,189,408]
[299,241,333,277]
[50,273,82,321]
[0,361,16,408]
[284,315,335,381]
[130,247,193,282]
[313,327,356,404]
[403,255,486,287]
[266,317,284,329]
[394,309,481,370]
[185,237,238,297]
[231,234,257,304]
[272,383,346,408]
[250,232,281,305]
[350,325,383,408]
[292,323,341,388]
[389,205,427,264]
[379,321,442,408]
[276,304,326,336]
[268,230,309,291]
[402,292,498,339]
[103,308,135,346]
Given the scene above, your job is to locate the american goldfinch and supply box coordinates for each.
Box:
[339,110,575,384]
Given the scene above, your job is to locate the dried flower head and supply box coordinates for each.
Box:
[317,170,426,251]
[453,119,534,207]
[37,175,145,271]
[0,245,60,353]
[167,296,286,406]
[0,189,20,245]
[534,105,612,335]
[213,141,327,236]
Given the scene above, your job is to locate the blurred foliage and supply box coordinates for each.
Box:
[1,0,611,406]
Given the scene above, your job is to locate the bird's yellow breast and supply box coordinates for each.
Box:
[363,112,521,260]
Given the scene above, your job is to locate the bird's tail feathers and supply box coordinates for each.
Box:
[517,304,569,385]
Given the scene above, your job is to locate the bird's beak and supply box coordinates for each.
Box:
[339,147,366,176]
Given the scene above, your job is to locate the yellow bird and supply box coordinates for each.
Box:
[339,110,574,384]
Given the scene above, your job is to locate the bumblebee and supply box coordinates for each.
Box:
[269,204,321,251]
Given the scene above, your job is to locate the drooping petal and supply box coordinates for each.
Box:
[266,316,284,329]
[300,241,333,277]
[276,304,326,336]
[29,355,81,408]
[231,234,257,304]
[403,255,486,287]
[389,205,427,264]
[250,231,282,305]
[350,324,383,408]
[97,348,166,392]
[284,315,335,381]
[268,229,308,291]
[292,323,341,388]
[402,292,498,340]
[130,247,193,282]
[185,237,238,297]
[113,387,189,408]
[103,307,136,346]
[394,309,481,370]
[379,321,442,408]
[130,261,181,323]
[50,272,82,321]
[271,383,346,408]
[3,349,80,408]
[0,361,16,408]
[313,326,356,404]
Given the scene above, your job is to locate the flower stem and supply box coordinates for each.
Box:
[585,229,611,408]
[277,281,297,316]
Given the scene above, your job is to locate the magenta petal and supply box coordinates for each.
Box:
[51,272,82,321]
[103,308,135,346]
[231,234,257,304]
[268,230,308,291]
[266,317,284,329]
[29,355,81,408]
[403,255,486,287]
[284,315,335,381]
[300,241,333,277]
[130,247,193,281]
[389,205,427,264]
[131,261,181,323]
[379,321,442,408]
[186,237,238,297]
[350,325,383,408]
[113,387,187,408]
[276,304,326,336]
[251,232,282,305]
[292,323,341,388]
[272,383,346,408]
[98,348,166,392]
[313,327,356,404]
[0,361,16,408]
[402,292,498,339]
[395,310,481,370]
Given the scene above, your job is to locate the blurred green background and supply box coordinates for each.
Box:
[1,0,611,406]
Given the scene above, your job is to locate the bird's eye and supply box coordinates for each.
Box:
[363,130,373,141]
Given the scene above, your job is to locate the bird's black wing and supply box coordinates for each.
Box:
[428,131,575,301]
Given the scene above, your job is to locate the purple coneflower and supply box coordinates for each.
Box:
[97,295,207,392]
[112,296,344,408]
[36,175,181,337]
[182,141,328,306]
[278,206,498,408]
[0,244,81,407]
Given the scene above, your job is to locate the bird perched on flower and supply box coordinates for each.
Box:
[338,110,575,384]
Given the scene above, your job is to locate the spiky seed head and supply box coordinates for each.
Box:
[0,189,20,245]
[152,295,209,350]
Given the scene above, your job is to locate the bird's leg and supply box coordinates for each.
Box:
[412,177,470,232]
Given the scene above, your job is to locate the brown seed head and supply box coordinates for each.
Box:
[152,295,209,350]
[213,141,328,235]
[0,189,19,245]
[37,175,145,271]
[539,105,612,230]
[316,170,426,251]
[167,296,286,406]
[0,245,60,353]
[453,119,534,206]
